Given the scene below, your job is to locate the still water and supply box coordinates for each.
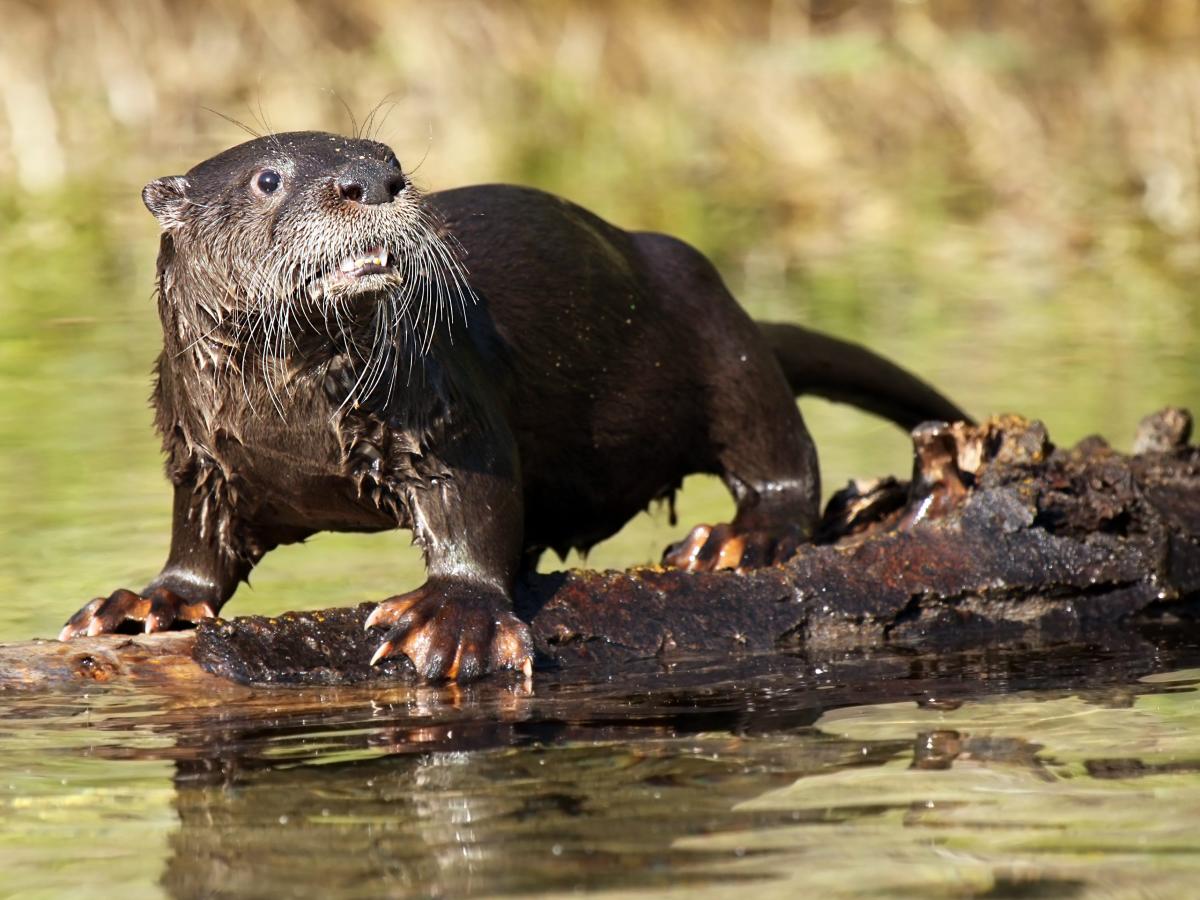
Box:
[3,190,1200,897]
[3,644,1200,898]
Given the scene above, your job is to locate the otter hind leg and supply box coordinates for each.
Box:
[659,269,822,573]
[663,520,806,573]
[663,411,820,573]
[662,466,817,573]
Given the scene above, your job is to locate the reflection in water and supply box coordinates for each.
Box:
[5,642,1200,897]
[165,736,842,897]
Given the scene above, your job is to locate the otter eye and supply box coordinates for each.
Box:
[385,154,401,171]
[254,169,282,195]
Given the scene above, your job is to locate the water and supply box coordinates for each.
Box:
[3,645,1200,898]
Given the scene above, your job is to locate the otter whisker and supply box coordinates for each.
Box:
[359,95,397,143]
[199,107,262,141]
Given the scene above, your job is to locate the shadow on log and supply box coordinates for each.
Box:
[5,408,1200,689]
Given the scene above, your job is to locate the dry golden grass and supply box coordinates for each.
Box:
[2,0,1200,273]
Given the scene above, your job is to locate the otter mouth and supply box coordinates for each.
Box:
[339,246,394,279]
[304,244,401,301]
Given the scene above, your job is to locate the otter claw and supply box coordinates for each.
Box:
[369,639,396,667]
[60,587,218,639]
[364,591,425,631]
[59,598,104,641]
[664,523,802,573]
[145,600,215,633]
[366,581,534,683]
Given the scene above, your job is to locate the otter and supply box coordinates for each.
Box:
[59,131,969,681]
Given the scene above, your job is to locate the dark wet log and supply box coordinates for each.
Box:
[5,408,1200,689]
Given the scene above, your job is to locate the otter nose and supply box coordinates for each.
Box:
[336,161,405,205]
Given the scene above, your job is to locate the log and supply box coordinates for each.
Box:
[5,409,1200,690]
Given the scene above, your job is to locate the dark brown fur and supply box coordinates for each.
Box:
[61,131,969,681]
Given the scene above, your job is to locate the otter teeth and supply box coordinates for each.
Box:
[339,246,391,276]
[307,246,396,298]
[343,247,388,274]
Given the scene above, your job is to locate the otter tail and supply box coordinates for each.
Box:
[756,321,972,429]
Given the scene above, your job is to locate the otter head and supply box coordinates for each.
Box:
[142,131,471,365]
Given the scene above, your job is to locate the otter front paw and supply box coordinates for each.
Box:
[663,523,803,573]
[59,587,218,640]
[364,580,533,682]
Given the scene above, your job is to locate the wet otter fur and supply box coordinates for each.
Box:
[60,130,969,681]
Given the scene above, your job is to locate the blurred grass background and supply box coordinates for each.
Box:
[1,0,1198,638]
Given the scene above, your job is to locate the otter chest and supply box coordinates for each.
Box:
[187,393,406,534]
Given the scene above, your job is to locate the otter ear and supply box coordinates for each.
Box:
[142,176,191,229]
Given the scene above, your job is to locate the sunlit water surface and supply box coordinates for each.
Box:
[3,646,1200,898]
